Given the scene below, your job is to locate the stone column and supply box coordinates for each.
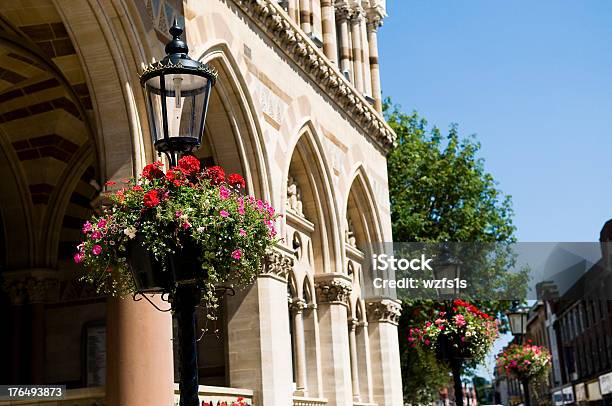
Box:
[335,3,352,79]
[290,298,309,395]
[366,11,383,112]
[360,10,372,96]
[226,247,295,405]
[366,298,403,405]
[288,0,300,23]
[358,321,375,403]
[106,296,174,406]
[311,0,323,42]
[304,303,324,398]
[349,6,365,92]
[321,0,338,63]
[299,0,312,35]
[348,318,361,402]
[315,273,353,406]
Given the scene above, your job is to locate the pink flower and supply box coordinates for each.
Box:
[238,206,245,215]
[424,339,431,346]
[91,231,102,240]
[97,218,107,228]
[82,221,92,234]
[73,253,84,264]
[175,210,183,218]
[239,228,247,237]
[182,222,191,230]
[219,186,230,200]
[92,245,102,255]
[231,249,242,260]
[220,210,229,218]
[454,314,467,327]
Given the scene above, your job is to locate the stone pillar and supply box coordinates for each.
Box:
[26,279,50,384]
[288,0,300,22]
[227,247,295,405]
[304,303,324,398]
[336,3,352,79]
[106,296,174,406]
[299,0,312,35]
[315,273,353,406]
[321,0,338,63]
[290,298,309,395]
[360,10,372,96]
[366,298,403,405]
[349,6,365,92]
[348,318,361,402]
[366,11,383,112]
[311,0,323,42]
[358,321,375,403]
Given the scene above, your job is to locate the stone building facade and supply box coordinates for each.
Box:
[0,0,402,405]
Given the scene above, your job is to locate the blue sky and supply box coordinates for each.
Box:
[379,0,612,243]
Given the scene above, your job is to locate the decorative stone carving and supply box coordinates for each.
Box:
[286,176,304,216]
[366,298,401,325]
[345,217,357,247]
[228,0,395,150]
[261,248,295,280]
[315,274,352,305]
[289,297,308,313]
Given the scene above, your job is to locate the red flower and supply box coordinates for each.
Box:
[143,189,161,208]
[177,155,200,176]
[204,166,225,185]
[105,180,116,186]
[166,170,184,187]
[142,162,164,180]
[228,173,246,189]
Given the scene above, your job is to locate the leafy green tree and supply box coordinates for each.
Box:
[384,98,526,403]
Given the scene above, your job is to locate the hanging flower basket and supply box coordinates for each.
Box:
[74,156,279,313]
[497,342,551,381]
[409,299,499,363]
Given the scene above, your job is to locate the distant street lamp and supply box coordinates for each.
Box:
[139,21,216,406]
[506,301,531,406]
[506,301,529,339]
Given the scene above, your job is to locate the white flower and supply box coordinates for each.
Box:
[124,227,137,239]
[197,226,205,233]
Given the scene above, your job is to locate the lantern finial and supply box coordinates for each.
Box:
[165,19,188,56]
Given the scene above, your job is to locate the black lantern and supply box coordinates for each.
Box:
[433,248,462,299]
[140,20,217,166]
[506,302,529,337]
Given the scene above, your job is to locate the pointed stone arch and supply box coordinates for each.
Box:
[345,164,384,251]
[197,42,271,201]
[283,121,341,274]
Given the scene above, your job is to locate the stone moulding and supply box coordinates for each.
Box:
[365,298,401,325]
[228,0,396,151]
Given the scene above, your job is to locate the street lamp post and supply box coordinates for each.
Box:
[433,248,464,406]
[506,301,530,406]
[138,21,217,406]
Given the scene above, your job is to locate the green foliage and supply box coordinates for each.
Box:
[384,98,526,403]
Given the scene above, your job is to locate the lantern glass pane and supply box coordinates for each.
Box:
[508,312,527,335]
[144,73,210,143]
[144,84,164,144]
[436,264,459,297]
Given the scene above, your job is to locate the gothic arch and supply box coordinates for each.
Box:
[283,121,341,274]
[344,165,384,251]
[197,42,271,201]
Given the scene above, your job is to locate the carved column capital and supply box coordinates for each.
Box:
[335,2,351,21]
[261,245,295,281]
[366,298,401,325]
[289,298,308,313]
[314,273,352,305]
[3,270,61,305]
[366,9,383,31]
